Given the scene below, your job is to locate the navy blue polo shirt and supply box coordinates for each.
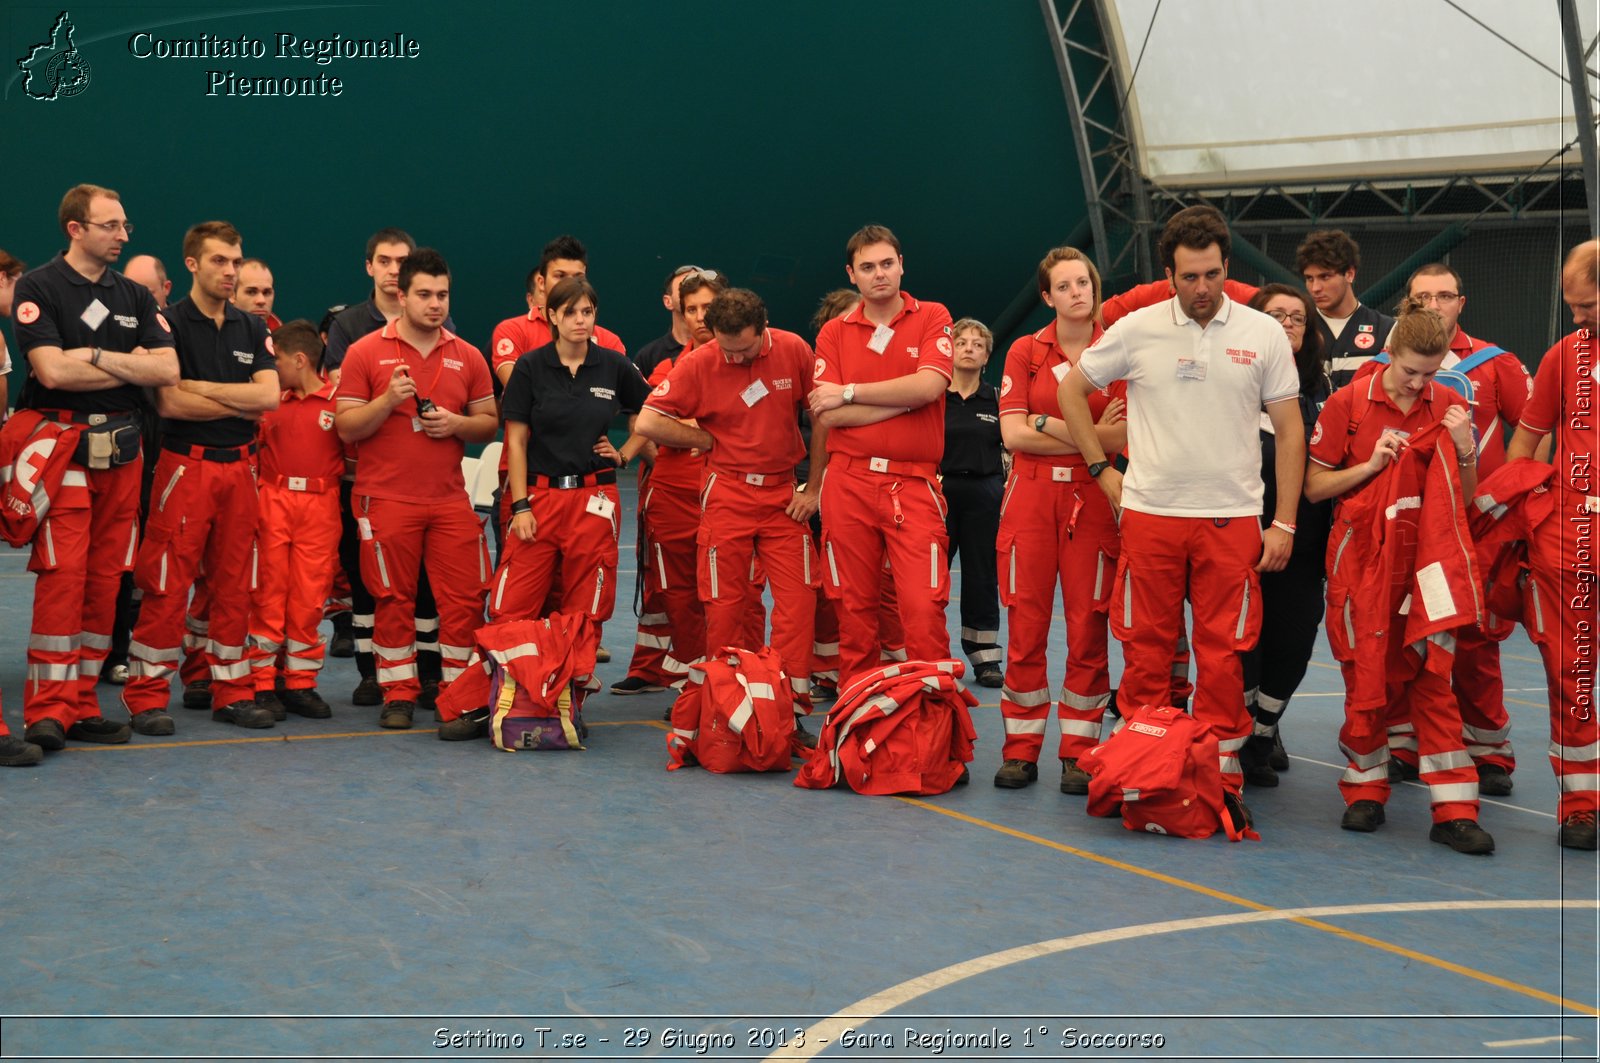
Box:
[634,331,684,381]
[501,342,649,478]
[161,296,274,448]
[941,382,1003,477]
[13,252,173,415]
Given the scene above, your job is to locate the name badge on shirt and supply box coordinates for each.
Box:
[740,378,770,407]
[411,416,424,433]
[867,323,894,355]
[80,298,110,330]
[1176,357,1207,381]
[586,493,616,521]
[1052,362,1071,383]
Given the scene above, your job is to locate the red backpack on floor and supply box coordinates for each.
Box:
[666,646,795,773]
[794,659,977,796]
[436,613,596,751]
[1078,704,1257,841]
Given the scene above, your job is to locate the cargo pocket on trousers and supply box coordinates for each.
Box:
[1109,552,1135,642]
[133,516,186,596]
[819,533,844,601]
[996,531,1019,609]
[1231,569,1263,651]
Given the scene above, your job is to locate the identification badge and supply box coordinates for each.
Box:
[80,298,109,330]
[357,517,374,540]
[867,323,894,355]
[1052,361,1071,382]
[586,493,616,521]
[1176,357,1208,381]
[740,378,770,407]
[411,416,424,433]
[1586,496,1600,514]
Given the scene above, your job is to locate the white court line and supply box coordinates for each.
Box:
[764,900,1599,1061]
[1483,1035,1578,1047]
[1289,755,1558,819]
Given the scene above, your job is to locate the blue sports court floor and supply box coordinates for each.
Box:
[1,468,1596,1062]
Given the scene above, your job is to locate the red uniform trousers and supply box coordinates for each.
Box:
[357,493,488,704]
[697,473,818,704]
[997,470,1119,763]
[24,460,140,727]
[1525,498,1600,819]
[249,478,342,691]
[497,476,569,617]
[641,477,706,666]
[1386,594,1516,775]
[624,467,690,686]
[179,577,210,689]
[1111,511,1260,794]
[819,459,950,682]
[488,478,620,631]
[1334,644,1482,824]
[125,448,260,713]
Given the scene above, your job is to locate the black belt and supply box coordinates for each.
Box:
[36,408,139,428]
[529,469,617,490]
[163,439,259,463]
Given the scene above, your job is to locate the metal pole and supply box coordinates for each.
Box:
[1561,0,1600,235]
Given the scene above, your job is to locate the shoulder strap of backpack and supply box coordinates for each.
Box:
[1452,345,1505,377]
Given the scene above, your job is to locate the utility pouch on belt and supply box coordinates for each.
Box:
[75,419,141,470]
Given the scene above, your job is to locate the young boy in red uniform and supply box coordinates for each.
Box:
[248,321,345,718]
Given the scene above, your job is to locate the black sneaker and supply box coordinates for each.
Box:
[792,717,818,750]
[24,718,66,751]
[1059,757,1091,795]
[1429,818,1495,855]
[1240,735,1279,788]
[973,664,1004,689]
[379,700,415,730]
[993,759,1038,789]
[1269,731,1290,772]
[212,700,275,729]
[1387,757,1420,783]
[280,688,333,719]
[810,676,838,702]
[418,679,440,714]
[129,710,175,736]
[256,690,287,722]
[67,716,132,744]
[1477,763,1513,797]
[1341,800,1386,833]
[0,734,44,766]
[351,675,383,706]
[955,765,971,786]
[1558,810,1598,851]
[437,708,488,741]
[182,678,213,710]
[595,645,612,663]
[610,675,666,695]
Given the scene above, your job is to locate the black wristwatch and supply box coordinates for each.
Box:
[1087,460,1111,479]
[1033,413,1049,432]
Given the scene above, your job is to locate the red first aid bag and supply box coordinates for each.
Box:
[1078,704,1256,841]
[665,646,795,773]
[794,659,977,796]
[435,613,596,751]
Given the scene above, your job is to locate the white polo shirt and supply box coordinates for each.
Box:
[1078,294,1298,518]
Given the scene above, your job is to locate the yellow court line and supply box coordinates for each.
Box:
[63,719,673,751]
[895,797,1600,1016]
[1506,696,1547,709]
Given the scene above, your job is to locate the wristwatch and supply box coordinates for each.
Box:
[1087,460,1111,478]
[1033,413,1049,432]
[842,384,856,405]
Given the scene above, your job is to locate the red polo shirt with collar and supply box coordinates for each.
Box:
[643,327,815,477]
[814,291,954,466]
[338,323,494,503]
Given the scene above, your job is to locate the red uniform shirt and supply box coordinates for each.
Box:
[1353,328,1530,475]
[490,308,625,376]
[258,381,344,483]
[644,354,707,491]
[644,327,815,476]
[1310,370,1467,480]
[998,323,1124,471]
[338,323,494,503]
[1520,328,1598,499]
[814,292,955,465]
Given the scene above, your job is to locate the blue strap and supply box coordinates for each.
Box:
[1451,345,1505,377]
